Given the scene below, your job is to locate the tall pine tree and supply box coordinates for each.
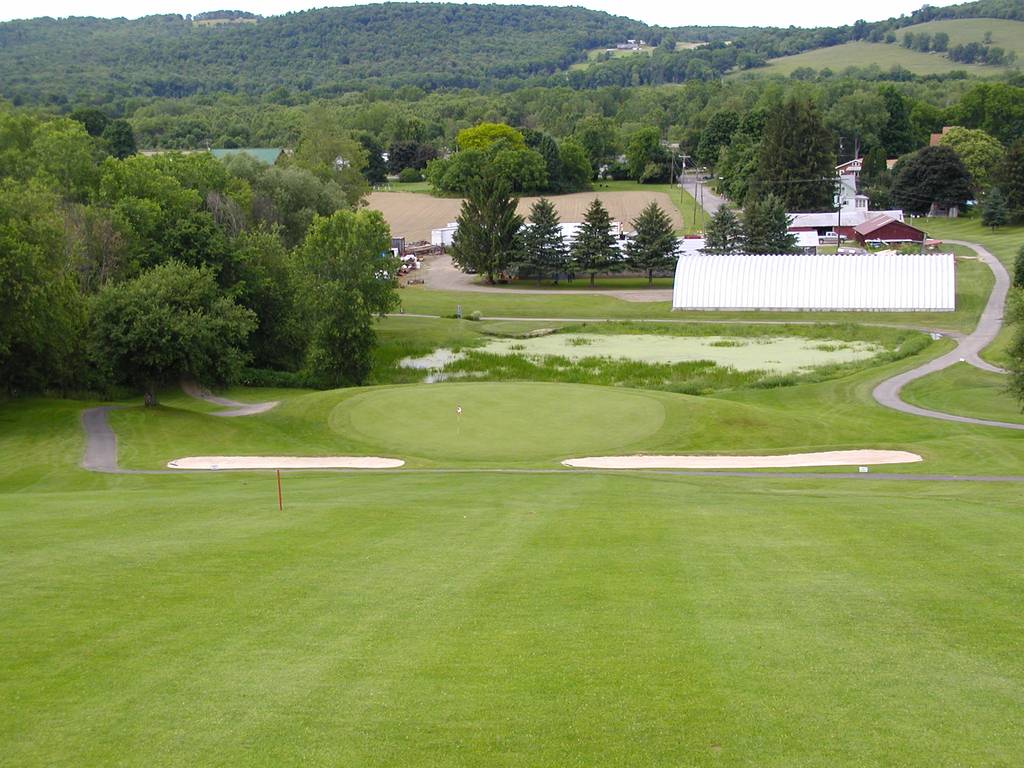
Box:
[753,97,835,211]
[521,197,567,284]
[571,198,620,285]
[450,172,523,284]
[981,188,1009,231]
[625,202,677,285]
[702,206,743,254]
[742,195,797,254]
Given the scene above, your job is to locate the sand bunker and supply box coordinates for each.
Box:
[562,450,922,469]
[168,456,405,470]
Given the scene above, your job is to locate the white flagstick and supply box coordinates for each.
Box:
[456,405,462,436]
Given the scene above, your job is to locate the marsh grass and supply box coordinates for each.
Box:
[440,327,931,394]
[373,316,933,394]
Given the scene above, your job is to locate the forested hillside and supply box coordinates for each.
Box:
[0,4,663,105]
[3,0,1023,109]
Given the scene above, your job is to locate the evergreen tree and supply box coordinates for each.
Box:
[753,97,835,211]
[571,198,620,285]
[1000,139,1024,223]
[879,85,916,156]
[742,195,796,254]
[701,205,743,254]
[450,172,523,284]
[860,146,888,184]
[1008,289,1024,408]
[625,202,677,285]
[521,198,567,284]
[981,188,1009,230]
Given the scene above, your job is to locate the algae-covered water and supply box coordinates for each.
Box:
[473,334,884,373]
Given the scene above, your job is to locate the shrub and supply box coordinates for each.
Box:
[398,167,423,183]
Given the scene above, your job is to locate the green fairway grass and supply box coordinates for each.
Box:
[3,469,1024,766]
[738,40,994,77]
[902,363,1024,425]
[2,221,1023,766]
[333,382,666,462]
[96,345,1024,475]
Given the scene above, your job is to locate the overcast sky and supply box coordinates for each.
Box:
[1,0,962,28]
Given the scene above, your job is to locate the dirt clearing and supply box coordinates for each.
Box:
[368,190,686,242]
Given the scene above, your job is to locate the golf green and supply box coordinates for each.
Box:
[331,382,666,462]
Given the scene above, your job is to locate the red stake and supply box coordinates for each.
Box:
[276,468,283,511]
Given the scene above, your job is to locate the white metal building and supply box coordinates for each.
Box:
[672,252,955,312]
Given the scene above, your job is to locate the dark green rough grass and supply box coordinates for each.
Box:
[902,362,1024,425]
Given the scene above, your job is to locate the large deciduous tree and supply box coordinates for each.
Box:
[450,172,523,284]
[625,202,677,284]
[937,126,1005,194]
[0,180,83,393]
[696,110,739,168]
[89,261,256,405]
[892,145,973,216]
[557,138,592,191]
[752,97,835,211]
[625,126,668,183]
[573,115,619,176]
[571,198,620,285]
[456,123,526,152]
[294,208,399,387]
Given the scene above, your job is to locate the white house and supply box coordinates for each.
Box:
[672,251,955,312]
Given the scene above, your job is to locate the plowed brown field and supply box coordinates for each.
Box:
[367,190,685,242]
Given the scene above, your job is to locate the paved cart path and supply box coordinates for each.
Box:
[419,255,673,302]
[871,240,1023,430]
[180,380,278,416]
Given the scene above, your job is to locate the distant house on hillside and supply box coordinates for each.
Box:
[929,127,954,146]
[210,148,285,165]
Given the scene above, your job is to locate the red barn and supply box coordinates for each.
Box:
[853,214,927,246]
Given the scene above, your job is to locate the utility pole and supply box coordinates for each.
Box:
[678,153,690,206]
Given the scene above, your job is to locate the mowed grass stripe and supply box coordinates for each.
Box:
[2,473,1023,765]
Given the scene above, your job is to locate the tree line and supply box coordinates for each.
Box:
[0,105,400,401]
[449,172,678,286]
[2,1,1019,109]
